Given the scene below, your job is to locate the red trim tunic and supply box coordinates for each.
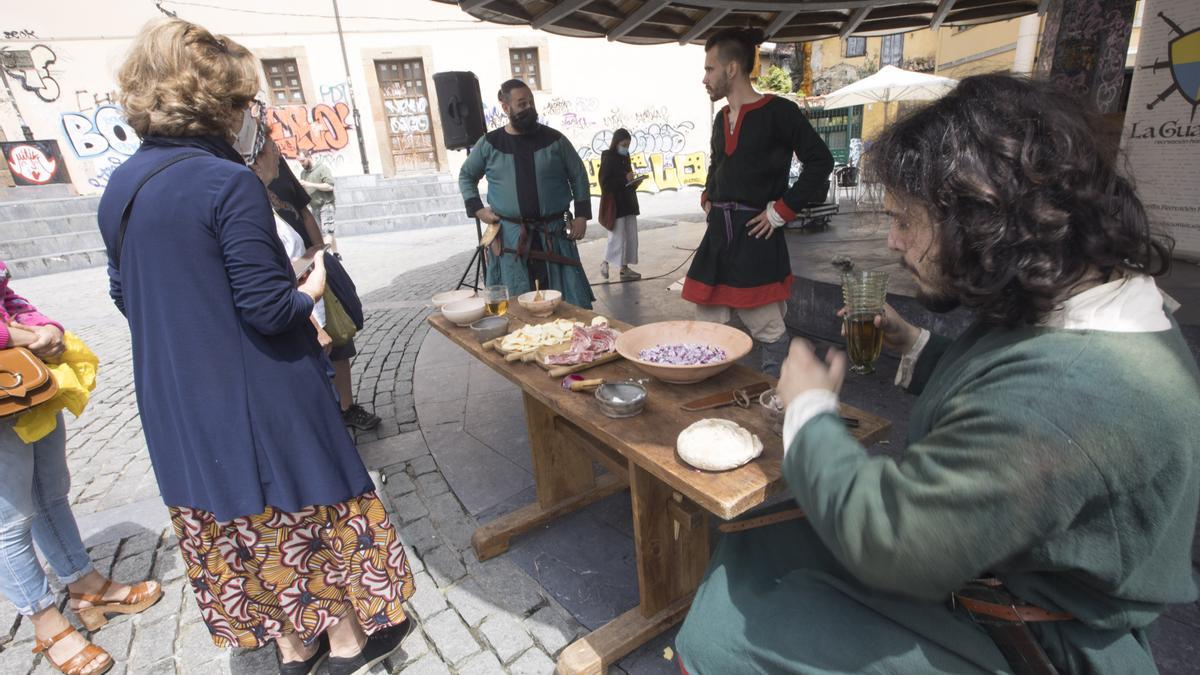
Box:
[683,95,833,308]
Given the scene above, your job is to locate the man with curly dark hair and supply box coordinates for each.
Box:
[676,74,1199,674]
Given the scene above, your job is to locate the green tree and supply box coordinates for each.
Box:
[754,65,793,93]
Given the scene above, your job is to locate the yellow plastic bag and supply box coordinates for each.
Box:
[14,332,99,443]
[324,291,358,348]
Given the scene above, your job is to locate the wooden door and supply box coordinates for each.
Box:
[375,59,438,172]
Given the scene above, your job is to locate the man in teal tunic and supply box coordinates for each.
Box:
[676,74,1199,674]
[459,79,594,308]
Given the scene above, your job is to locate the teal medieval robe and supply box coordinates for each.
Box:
[458,124,595,309]
[677,287,1200,673]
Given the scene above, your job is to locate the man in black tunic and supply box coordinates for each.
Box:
[682,28,833,376]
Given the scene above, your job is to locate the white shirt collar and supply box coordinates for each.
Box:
[1038,274,1171,333]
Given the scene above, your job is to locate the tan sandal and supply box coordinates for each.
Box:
[32,626,113,675]
[70,579,163,631]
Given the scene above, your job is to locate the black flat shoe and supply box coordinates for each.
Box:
[325,621,412,675]
[342,404,382,431]
[278,634,330,675]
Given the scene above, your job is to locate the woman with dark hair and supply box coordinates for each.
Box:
[598,128,641,280]
[676,73,1198,675]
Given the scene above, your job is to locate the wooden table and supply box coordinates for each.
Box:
[427,304,890,674]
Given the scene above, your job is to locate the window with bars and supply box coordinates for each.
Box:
[509,48,540,89]
[844,37,866,58]
[881,34,904,67]
[263,58,306,104]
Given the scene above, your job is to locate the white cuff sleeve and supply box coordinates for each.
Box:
[766,201,787,229]
[312,298,327,328]
[894,328,931,389]
[782,389,840,458]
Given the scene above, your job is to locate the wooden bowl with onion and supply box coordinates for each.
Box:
[614,321,752,384]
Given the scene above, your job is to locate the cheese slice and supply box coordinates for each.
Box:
[499,319,580,353]
[677,419,763,471]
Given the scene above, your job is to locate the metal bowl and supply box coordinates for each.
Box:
[470,315,510,342]
[594,381,647,418]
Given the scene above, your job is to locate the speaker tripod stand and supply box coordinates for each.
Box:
[456,215,487,291]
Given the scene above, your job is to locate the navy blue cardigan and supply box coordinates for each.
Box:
[97,136,372,521]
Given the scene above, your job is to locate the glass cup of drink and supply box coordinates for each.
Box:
[484,285,509,316]
[841,270,889,375]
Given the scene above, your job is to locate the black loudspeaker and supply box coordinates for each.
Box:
[433,71,487,151]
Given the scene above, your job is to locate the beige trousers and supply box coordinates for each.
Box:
[694,301,788,342]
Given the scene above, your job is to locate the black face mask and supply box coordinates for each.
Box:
[511,107,539,132]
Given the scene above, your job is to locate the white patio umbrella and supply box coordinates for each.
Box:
[820,65,958,126]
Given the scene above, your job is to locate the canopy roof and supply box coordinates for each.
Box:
[435,0,1043,44]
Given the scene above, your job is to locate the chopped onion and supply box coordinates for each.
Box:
[638,343,727,365]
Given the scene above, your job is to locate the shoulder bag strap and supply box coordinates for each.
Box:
[113,151,209,269]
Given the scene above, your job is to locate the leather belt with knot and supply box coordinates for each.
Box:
[492,211,582,268]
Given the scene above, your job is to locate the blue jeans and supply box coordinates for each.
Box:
[0,415,93,615]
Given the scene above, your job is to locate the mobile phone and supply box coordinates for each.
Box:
[292,253,317,279]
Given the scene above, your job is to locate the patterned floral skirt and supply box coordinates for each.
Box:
[169,492,415,648]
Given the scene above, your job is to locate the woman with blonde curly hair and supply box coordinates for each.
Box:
[96,18,415,675]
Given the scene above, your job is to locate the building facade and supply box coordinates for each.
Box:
[0,0,714,197]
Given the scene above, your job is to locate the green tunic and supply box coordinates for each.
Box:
[677,320,1200,673]
[458,124,594,309]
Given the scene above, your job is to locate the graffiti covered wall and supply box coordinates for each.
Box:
[484,96,709,196]
[59,103,140,190]
[265,101,354,166]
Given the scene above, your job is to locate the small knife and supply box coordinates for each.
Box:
[681,381,773,412]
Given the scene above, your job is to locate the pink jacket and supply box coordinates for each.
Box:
[0,261,63,349]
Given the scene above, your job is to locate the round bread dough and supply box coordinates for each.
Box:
[677,418,763,471]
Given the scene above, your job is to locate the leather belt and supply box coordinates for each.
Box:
[952,592,1075,623]
[496,211,583,269]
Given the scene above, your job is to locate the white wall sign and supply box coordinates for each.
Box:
[1121,0,1200,260]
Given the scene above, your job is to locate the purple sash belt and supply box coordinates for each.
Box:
[710,201,761,243]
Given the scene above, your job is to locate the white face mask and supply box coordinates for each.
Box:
[617,145,630,156]
[233,107,259,163]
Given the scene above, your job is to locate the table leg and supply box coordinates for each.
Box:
[470,393,628,561]
[556,464,710,674]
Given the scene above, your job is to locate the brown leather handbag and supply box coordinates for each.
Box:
[598,193,617,231]
[0,347,58,419]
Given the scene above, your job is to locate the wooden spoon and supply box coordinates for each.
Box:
[534,279,544,303]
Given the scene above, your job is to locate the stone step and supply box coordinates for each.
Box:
[333,172,456,190]
[1,213,99,240]
[5,248,109,278]
[340,180,462,204]
[0,195,101,222]
[336,194,464,221]
[336,210,473,237]
[0,230,104,261]
[0,183,78,200]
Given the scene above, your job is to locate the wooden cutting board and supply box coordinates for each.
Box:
[534,343,623,377]
[480,317,573,362]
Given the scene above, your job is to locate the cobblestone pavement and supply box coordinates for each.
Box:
[0,226,592,673]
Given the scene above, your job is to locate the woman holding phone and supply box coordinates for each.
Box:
[598,128,642,280]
